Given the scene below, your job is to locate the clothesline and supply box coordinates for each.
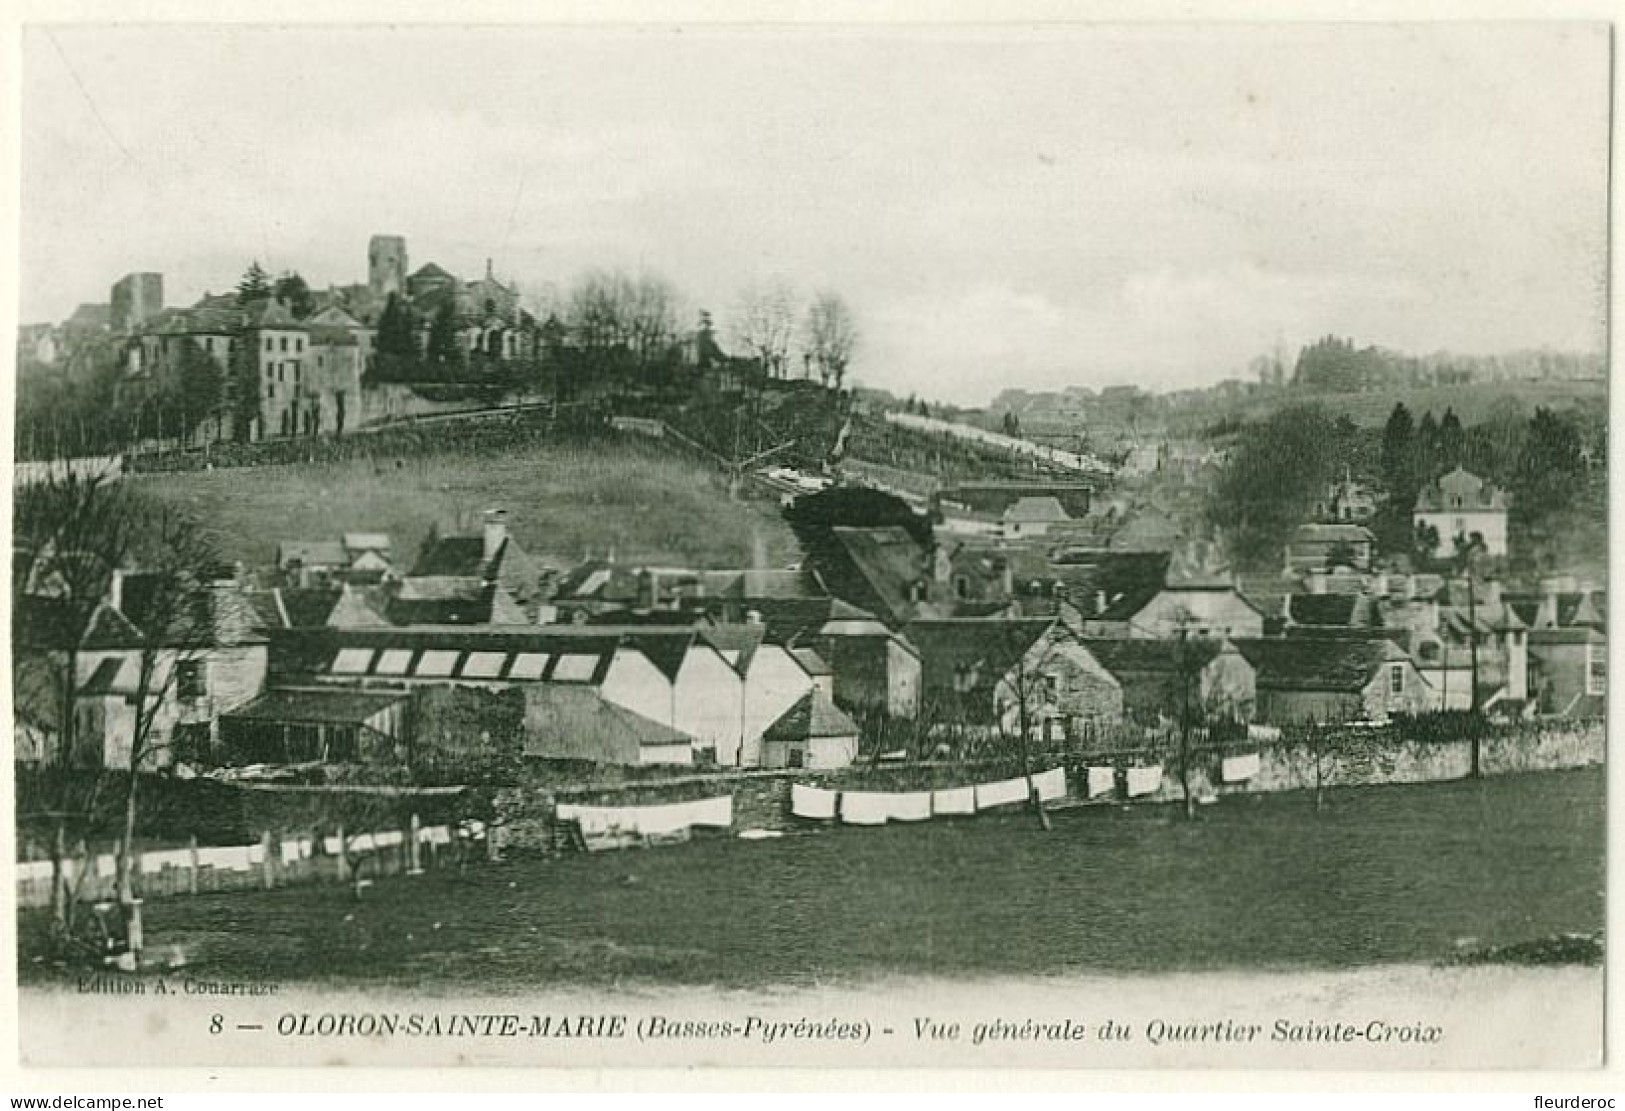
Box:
[792,768,1068,826]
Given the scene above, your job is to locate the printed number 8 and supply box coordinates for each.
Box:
[210,1014,223,1034]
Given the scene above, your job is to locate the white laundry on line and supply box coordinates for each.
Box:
[559,796,733,836]
[931,786,977,816]
[889,792,933,822]
[1031,767,1067,802]
[840,791,892,826]
[1086,766,1116,798]
[791,783,839,820]
[1126,765,1164,798]
[1222,752,1262,782]
[974,777,1031,811]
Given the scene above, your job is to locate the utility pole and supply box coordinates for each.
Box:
[1178,625,1196,820]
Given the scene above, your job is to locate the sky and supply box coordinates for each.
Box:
[18,23,1610,405]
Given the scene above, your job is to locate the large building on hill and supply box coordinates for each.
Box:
[113,235,537,443]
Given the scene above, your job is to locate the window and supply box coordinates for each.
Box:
[266,385,274,400]
[263,337,272,352]
[176,659,206,701]
[1587,644,1606,696]
[1388,663,1406,696]
[280,336,288,352]
[374,649,415,675]
[787,747,805,769]
[553,654,600,681]
[331,648,374,674]
[1043,673,1060,702]
[414,650,460,678]
[509,652,551,680]
[461,651,507,678]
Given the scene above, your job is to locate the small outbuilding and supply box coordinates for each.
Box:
[760,688,861,770]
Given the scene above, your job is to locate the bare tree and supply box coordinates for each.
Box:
[990,623,1078,831]
[730,279,797,379]
[15,473,141,934]
[803,291,859,390]
[1296,714,1395,812]
[14,472,219,954]
[109,508,220,957]
[625,272,681,367]
[564,269,626,354]
[564,268,681,372]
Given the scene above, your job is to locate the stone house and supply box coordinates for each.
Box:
[1233,637,1432,725]
[905,617,1124,742]
[1082,637,1256,726]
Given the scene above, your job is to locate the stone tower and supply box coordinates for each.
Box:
[368,235,408,299]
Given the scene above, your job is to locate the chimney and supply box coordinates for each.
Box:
[109,568,124,613]
[1094,589,1107,615]
[483,509,508,563]
[1000,559,1014,599]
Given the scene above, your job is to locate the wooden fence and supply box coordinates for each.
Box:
[15,817,489,909]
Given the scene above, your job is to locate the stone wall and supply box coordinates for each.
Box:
[494,720,1605,854]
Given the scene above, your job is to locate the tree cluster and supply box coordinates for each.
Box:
[1208,405,1361,569]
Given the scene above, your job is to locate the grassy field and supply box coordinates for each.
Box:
[136,435,802,572]
[19,768,1601,992]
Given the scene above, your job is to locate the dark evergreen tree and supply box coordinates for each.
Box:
[376,294,417,359]
[1208,405,1342,570]
[235,261,271,306]
[1416,410,1440,482]
[1512,407,1584,519]
[1438,407,1464,470]
[427,300,461,367]
[1373,402,1419,554]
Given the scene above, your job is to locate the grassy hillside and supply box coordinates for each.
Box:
[137,435,801,573]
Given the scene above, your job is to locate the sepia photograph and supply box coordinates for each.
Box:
[8,20,1610,1073]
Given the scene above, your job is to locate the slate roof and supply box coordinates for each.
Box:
[1528,626,1606,646]
[1049,550,1172,620]
[225,687,408,726]
[762,688,859,743]
[307,324,359,347]
[1003,496,1071,524]
[520,686,692,764]
[1080,637,1236,677]
[904,617,1056,694]
[279,540,348,568]
[822,526,933,626]
[1286,593,1374,627]
[1415,467,1507,512]
[698,624,767,676]
[1233,637,1411,693]
[281,584,344,630]
[410,536,490,578]
[789,646,833,676]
